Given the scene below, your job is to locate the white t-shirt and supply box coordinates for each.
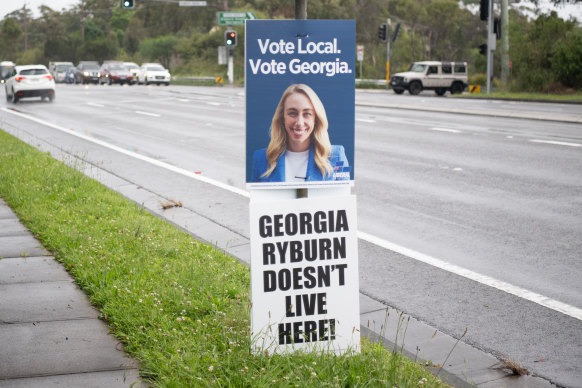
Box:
[285,150,309,182]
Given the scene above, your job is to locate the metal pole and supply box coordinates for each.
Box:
[386,18,391,88]
[501,0,509,86]
[295,0,307,20]
[296,0,307,198]
[486,0,493,94]
[227,48,234,85]
[227,24,234,85]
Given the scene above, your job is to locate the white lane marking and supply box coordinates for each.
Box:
[1,108,248,198]
[178,99,190,102]
[430,127,462,133]
[358,231,582,321]
[356,118,376,123]
[135,111,161,117]
[529,139,581,148]
[4,107,580,321]
[206,102,221,106]
[87,102,105,108]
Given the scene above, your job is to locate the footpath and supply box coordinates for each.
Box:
[0,199,144,388]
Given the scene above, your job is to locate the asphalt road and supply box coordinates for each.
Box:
[1,84,581,387]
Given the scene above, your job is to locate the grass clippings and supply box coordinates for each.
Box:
[491,356,530,376]
[160,199,183,210]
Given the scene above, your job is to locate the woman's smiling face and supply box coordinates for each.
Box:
[283,92,315,152]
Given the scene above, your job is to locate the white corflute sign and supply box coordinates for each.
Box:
[249,195,360,354]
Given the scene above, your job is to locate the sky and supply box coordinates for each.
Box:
[1,0,77,19]
[1,0,581,22]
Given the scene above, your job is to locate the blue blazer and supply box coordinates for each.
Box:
[251,145,350,183]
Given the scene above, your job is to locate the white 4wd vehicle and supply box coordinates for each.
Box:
[390,61,468,96]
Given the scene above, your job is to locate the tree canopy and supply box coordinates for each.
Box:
[0,0,580,91]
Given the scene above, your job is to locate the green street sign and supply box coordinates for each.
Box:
[216,12,257,26]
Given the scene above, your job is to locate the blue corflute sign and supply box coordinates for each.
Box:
[245,20,356,189]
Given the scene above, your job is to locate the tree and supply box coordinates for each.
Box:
[509,11,576,91]
[552,28,582,89]
[0,18,23,59]
[139,35,179,69]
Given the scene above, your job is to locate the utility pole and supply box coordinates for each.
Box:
[501,0,509,86]
[295,0,306,19]
[22,5,29,52]
[80,0,85,42]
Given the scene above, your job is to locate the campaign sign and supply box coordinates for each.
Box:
[249,195,360,354]
[246,20,355,189]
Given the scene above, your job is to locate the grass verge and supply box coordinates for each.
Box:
[0,129,450,387]
[456,91,582,103]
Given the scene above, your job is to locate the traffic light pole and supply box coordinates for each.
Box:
[226,26,234,85]
[228,47,234,85]
[386,18,391,88]
[486,0,493,94]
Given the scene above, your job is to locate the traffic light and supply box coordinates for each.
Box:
[225,31,237,47]
[377,24,386,41]
[479,44,487,55]
[121,0,134,8]
[391,23,401,43]
[494,18,501,39]
[480,0,489,21]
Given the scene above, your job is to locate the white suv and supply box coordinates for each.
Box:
[390,61,468,96]
[5,64,56,103]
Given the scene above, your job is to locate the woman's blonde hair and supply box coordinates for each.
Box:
[262,84,332,178]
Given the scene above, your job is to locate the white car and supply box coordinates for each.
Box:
[123,62,140,84]
[138,63,171,85]
[5,64,56,103]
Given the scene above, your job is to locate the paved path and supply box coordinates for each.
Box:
[0,198,143,388]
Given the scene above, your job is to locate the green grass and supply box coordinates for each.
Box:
[0,130,450,387]
[171,77,226,87]
[456,91,582,102]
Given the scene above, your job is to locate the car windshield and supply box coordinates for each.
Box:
[20,68,49,75]
[109,65,126,70]
[56,65,70,71]
[125,64,138,69]
[84,64,99,70]
[147,66,165,71]
[409,64,426,72]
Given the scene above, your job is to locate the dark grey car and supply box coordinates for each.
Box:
[75,61,100,84]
